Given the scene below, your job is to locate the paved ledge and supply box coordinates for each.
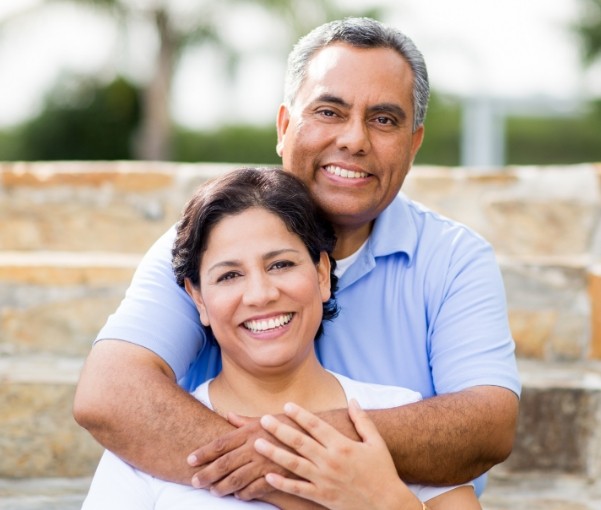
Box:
[1,471,600,510]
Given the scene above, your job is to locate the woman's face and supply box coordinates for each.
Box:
[185,207,331,377]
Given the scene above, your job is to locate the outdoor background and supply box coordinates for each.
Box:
[0,0,600,167]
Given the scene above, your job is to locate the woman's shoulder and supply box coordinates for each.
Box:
[330,372,423,409]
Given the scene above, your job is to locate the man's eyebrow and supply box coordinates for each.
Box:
[313,95,407,121]
[313,94,350,108]
[369,103,407,121]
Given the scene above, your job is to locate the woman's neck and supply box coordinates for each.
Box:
[209,354,346,418]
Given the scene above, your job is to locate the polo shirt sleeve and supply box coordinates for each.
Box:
[95,226,206,381]
[428,229,521,397]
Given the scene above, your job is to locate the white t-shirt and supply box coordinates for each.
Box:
[82,373,464,509]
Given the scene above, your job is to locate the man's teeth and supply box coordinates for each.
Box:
[244,313,293,333]
[325,165,368,179]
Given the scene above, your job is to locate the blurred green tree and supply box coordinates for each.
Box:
[574,0,601,64]
[1,0,382,161]
[17,76,140,160]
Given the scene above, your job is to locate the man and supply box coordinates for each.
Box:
[74,17,520,503]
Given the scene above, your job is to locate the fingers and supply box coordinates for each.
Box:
[191,448,252,489]
[187,429,246,467]
[254,436,315,480]
[264,472,317,499]
[347,399,382,444]
[226,411,251,428]
[277,402,343,447]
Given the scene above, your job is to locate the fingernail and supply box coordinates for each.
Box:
[187,454,197,465]
[191,476,201,489]
[283,402,296,413]
[260,414,273,427]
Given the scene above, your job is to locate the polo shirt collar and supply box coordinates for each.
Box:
[369,193,416,262]
[337,193,416,291]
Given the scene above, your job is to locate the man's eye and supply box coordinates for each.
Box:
[375,116,396,125]
[317,109,337,118]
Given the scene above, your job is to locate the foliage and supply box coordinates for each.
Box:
[573,0,601,64]
[174,124,279,165]
[15,76,140,161]
[505,105,601,165]
[414,93,462,166]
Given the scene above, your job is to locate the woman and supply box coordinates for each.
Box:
[82,168,479,510]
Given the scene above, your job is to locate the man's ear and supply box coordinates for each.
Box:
[276,103,290,157]
[410,124,425,165]
[317,251,332,303]
[184,279,210,327]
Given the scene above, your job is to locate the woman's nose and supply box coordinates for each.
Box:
[242,273,280,306]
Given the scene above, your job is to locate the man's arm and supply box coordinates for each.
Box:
[191,384,517,499]
[73,339,235,484]
[366,385,518,485]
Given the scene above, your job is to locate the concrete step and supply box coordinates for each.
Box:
[0,477,91,510]
[0,470,600,510]
[0,355,102,478]
[481,466,601,509]
[0,251,139,357]
[1,354,601,479]
[507,359,601,479]
[0,162,229,252]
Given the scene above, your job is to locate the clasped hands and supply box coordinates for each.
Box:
[186,400,414,510]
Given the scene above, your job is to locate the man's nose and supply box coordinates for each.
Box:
[242,273,280,306]
[336,117,371,155]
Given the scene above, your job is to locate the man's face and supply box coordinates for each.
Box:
[277,43,424,231]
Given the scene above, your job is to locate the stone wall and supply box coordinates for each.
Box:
[4,161,598,362]
[1,161,601,478]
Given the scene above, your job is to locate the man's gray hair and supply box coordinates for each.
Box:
[284,17,429,132]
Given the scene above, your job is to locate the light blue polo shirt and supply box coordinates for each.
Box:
[96,193,520,494]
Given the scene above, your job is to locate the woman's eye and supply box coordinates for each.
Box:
[217,271,240,283]
[270,260,294,271]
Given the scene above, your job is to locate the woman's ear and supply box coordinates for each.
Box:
[184,278,210,326]
[317,251,332,303]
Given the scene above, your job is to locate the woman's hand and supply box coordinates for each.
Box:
[254,399,421,510]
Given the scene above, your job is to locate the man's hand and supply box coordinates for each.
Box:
[187,412,293,500]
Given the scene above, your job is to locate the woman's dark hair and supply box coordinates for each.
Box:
[172,167,339,338]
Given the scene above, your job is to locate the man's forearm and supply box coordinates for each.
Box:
[368,386,518,485]
[73,339,232,484]
[316,386,518,486]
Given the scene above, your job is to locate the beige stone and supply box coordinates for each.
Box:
[507,360,601,478]
[589,266,601,360]
[0,357,103,478]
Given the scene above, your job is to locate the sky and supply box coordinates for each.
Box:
[0,0,598,130]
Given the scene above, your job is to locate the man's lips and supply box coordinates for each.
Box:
[324,164,369,179]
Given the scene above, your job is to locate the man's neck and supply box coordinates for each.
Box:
[332,221,373,260]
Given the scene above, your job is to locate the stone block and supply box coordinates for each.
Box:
[506,360,601,478]
[0,356,103,478]
[405,164,601,258]
[0,162,232,252]
[500,257,590,361]
[589,265,601,360]
[0,252,138,357]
